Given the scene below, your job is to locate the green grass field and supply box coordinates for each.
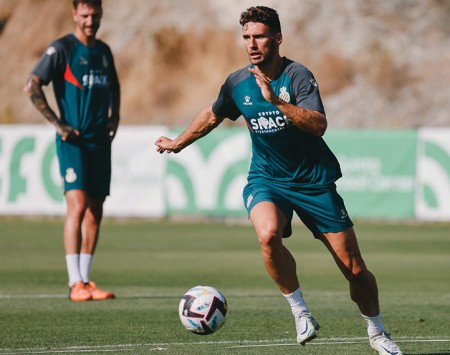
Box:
[0,218,449,354]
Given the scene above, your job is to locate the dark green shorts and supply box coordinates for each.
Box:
[56,139,111,198]
[243,181,353,238]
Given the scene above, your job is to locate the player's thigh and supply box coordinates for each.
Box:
[243,182,294,238]
[249,202,287,243]
[56,139,86,192]
[86,144,111,198]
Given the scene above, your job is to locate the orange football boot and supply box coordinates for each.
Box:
[69,281,92,302]
[85,281,115,300]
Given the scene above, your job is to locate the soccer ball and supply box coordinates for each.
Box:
[178,285,228,335]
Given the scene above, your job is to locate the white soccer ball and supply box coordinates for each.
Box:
[178,285,228,335]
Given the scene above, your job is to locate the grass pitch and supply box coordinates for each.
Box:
[0,218,449,354]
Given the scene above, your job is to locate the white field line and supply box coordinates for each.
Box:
[0,294,67,299]
[0,291,285,300]
[0,338,449,354]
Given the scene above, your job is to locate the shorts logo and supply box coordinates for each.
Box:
[65,168,77,183]
[340,209,348,219]
[246,194,254,208]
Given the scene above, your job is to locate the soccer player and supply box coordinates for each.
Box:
[23,0,120,302]
[155,6,403,354]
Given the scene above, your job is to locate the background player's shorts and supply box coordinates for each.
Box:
[56,139,111,197]
[243,181,353,238]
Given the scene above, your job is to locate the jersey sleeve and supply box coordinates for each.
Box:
[290,65,325,114]
[32,40,66,86]
[212,76,242,121]
[101,42,120,92]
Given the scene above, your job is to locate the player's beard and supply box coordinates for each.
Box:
[84,25,99,38]
[248,41,278,67]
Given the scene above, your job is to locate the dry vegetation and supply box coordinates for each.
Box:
[0,0,449,128]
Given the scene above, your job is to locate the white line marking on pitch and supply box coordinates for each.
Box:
[0,338,449,354]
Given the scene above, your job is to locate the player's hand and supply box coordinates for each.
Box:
[155,136,178,154]
[56,123,80,142]
[248,66,278,104]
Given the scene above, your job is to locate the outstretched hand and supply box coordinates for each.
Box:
[155,136,177,154]
[248,66,278,104]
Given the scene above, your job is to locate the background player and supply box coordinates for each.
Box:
[24,0,120,301]
[155,6,403,354]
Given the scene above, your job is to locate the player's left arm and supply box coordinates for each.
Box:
[107,86,120,140]
[249,66,326,137]
[106,53,121,141]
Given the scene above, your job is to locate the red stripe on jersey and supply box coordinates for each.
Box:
[244,118,254,132]
[63,64,82,89]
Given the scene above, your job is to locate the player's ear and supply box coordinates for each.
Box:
[276,33,283,45]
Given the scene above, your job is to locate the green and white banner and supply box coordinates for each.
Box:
[1,125,449,221]
[325,130,417,219]
[415,128,450,221]
[164,127,250,217]
[0,125,166,217]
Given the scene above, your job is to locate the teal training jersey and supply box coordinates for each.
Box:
[212,57,341,188]
[32,34,119,143]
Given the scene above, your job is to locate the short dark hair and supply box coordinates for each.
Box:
[73,0,102,10]
[239,6,281,34]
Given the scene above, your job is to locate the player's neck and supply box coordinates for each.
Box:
[259,56,283,80]
[74,30,96,47]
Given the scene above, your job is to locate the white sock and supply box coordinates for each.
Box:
[283,287,310,316]
[79,253,93,283]
[65,254,82,287]
[362,313,385,338]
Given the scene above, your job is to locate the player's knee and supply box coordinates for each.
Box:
[344,266,364,282]
[256,223,281,249]
[69,200,88,217]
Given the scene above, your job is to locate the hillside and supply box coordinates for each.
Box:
[0,0,449,128]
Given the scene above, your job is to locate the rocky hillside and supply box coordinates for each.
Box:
[1,0,449,128]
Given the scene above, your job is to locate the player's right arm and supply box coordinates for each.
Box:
[23,74,79,141]
[155,105,224,154]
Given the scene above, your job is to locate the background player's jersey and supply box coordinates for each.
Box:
[33,34,119,142]
[212,57,341,188]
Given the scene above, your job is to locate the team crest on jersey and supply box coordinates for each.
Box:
[243,95,252,106]
[65,168,77,183]
[79,56,88,66]
[279,87,290,103]
[46,46,56,56]
[102,55,109,68]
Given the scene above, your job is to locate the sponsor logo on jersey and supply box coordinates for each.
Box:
[248,110,292,134]
[82,70,109,88]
